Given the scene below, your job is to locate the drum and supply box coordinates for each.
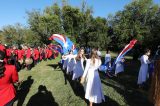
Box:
[18,59,24,65]
[25,58,33,65]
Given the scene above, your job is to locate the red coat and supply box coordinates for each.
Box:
[26,49,31,58]
[48,49,52,58]
[0,44,5,52]
[0,65,18,106]
[34,49,40,60]
[18,50,25,60]
[6,49,11,57]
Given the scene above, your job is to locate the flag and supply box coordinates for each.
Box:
[49,34,77,54]
[115,39,137,64]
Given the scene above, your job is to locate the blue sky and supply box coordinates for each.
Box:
[0,0,159,29]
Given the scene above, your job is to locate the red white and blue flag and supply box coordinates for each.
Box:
[115,39,137,64]
[49,34,77,54]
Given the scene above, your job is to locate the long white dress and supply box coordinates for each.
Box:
[66,55,76,74]
[104,54,111,65]
[115,60,124,75]
[82,59,105,103]
[63,58,69,70]
[62,54,76,71]
[72,58,85,80]
[137,55,150,84]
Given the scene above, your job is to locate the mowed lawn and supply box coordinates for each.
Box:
[13,52,152,106]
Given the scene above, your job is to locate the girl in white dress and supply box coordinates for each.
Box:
[72,48,86,80]
[66,51,77,74]
[137,49,151,87]
[115,58,125,76]
[81,49,105,106]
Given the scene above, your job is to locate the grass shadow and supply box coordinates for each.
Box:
[47,64,61,70]
[26,85,58,106]
[61,69,89,105]
[16,76,34,106]
[100,59,153,106]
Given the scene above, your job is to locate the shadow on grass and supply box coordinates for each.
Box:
[47,64,61,70]
[26,85,58,106]
[92,95,119,106]
[61,69,89,105]
[16,76,34,106]
[100,59,153,106]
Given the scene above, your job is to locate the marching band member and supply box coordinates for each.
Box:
[0,50,19,106]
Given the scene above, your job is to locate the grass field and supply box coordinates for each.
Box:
[13,52,152,106]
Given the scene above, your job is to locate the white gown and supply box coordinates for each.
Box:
[104,54,111,64]
[66,55,76,74]
[72,58,85,80]
[137,55,150,84]
[63,58,69,70]
[82,59,105,103]
[115,61,124,74]
[62,54,76,71]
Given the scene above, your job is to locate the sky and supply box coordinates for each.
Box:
[0,0,159,29]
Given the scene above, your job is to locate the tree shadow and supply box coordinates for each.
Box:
[16,76,34,106]
[26,85,58,106]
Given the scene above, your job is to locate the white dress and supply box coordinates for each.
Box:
[137,55,150,84]
[104,54,111,64]
[63,58,68,70]
[72,58,85,80]
[115,60,124,75]
[82,59,105,103]
[66,55,76,74]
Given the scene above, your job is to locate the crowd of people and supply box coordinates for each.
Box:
[0,41,59,106]
[0,40,160,106]
[60,46,160,106]
[0,41,59,71]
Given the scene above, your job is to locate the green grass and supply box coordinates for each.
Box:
[13,54,152,106]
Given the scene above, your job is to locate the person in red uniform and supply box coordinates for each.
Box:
[48,48,53,60]
[0,41,6,52]
[0,50,19,106]
[33,47,40,65]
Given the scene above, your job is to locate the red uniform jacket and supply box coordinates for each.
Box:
[26,49,31,58]
[18,49,25,60]
[6,49,11,58]
[0,65,18,106]
[34,49,40,60]
[0,44,5,52]
[48,49,52,58]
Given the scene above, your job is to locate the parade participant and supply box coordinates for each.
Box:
[33,47,40,65]
[115,58,125,76]
[66,50,76,74]
[137,49,151,88]
[104,49,112,72]
[25,46,33,70]
[97,48,102,58]
[72,48,86,80]
[0,41,6,52]
[81,49,105,106]
[0,50,19,106]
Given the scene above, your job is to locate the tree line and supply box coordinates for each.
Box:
[0,0,159,51]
